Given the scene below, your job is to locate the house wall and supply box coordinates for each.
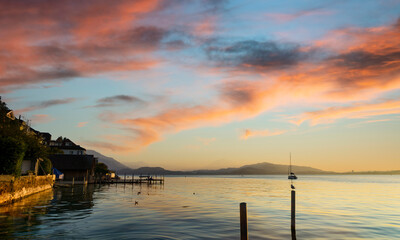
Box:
[21,160,31,174]
[61,150,85,155]
[20,159,39,175]
[62,170,93,182]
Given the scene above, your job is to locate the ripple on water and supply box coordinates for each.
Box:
[1,175,400,239]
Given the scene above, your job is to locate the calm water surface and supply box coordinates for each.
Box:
[1,175,400,239]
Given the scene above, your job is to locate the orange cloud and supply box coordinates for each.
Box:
[95,78,288,152]
[241,129,287,140]
[81,140,131,152]
[109,20,400,150]
[312,20,400,97]
[291,99,400,126]
[40,7,400,158]
[347,118,395,128]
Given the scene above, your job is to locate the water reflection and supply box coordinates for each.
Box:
[0,184,97,239]
[49,185,95,215]
[0,188,53,239]
[0,176,399,239]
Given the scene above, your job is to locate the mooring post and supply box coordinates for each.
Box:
[124,174,126,184]
[291,190,296,240]
[240,202,248,240]
[72,177,74,186]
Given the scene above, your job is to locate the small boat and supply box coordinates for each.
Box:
[288,153,297,180]
[288,172,297,180]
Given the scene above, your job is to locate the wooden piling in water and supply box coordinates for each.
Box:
[72,177,74,186]
[291,190,296,240]
[240,202,248,240]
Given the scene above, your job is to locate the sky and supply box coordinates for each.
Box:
[1,0,399,172]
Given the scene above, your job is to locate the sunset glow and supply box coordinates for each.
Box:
[1,0,399,172]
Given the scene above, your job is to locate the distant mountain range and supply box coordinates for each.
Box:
[89,149,332,175]
[116,162,332,175]
[90,150,400,175]
[87,149,148,170]
[86,150,130,170]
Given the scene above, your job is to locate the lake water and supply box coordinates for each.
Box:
[1,175,400,239]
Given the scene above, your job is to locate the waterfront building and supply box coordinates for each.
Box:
[49,137,96,182]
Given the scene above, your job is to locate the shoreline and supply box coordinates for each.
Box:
[0,175,54,205]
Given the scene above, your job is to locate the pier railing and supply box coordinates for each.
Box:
[94,174,164,185]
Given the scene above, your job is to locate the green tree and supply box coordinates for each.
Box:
[0,136,26,176]
[95,162,109,175]
[0,97,52,176]
[38,158,52,175]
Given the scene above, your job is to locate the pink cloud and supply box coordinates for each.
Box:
[31,114,55,124]
[193,17,218,36]
[77,122,88,128]
[16,98,77,114]
[5,2,396,153]
[106,20,400,151]
[0,1,162,91]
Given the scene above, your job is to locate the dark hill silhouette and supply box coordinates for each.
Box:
[86,150,129,171]
[116,162,331,175]
[79,150,400,175]
[231,162,329,175]
[87,150,336,175]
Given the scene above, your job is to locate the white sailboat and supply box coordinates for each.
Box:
[288,153,297,180]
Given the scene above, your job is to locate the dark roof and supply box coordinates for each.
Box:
[50,137,86,150]
[39,132,52,142]
[57,145,86,150]
[50,154,95,170]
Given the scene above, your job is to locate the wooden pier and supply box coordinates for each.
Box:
[56,174,164,186]
[96,174,165,185]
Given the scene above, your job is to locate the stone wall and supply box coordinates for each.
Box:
[0,175,54,205]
